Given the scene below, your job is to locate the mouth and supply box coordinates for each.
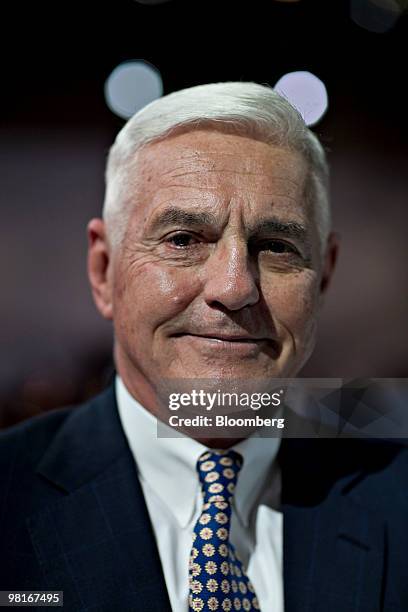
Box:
[180,332,266,342]
[171,332,279,356]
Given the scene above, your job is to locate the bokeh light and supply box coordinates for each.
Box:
[351,0,403,33]
[134,0,173,4]
[104,60,163,119]
[274,71,328,126]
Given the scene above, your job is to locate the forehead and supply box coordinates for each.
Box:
[131,129,311,224]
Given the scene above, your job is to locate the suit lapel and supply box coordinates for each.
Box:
[29,385,172,612]
[280,439,385,612]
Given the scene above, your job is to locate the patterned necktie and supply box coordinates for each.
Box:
[188,450,260,612]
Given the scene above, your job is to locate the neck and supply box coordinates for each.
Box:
[193,437,245,449]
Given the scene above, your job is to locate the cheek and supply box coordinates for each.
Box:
[113,262,202,332]
[263,272,320,337]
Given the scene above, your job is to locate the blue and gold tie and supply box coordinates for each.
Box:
[188,450,260,612]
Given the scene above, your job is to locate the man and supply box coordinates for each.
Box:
[1,82,407,612]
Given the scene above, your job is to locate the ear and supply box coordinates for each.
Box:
[319,231,340,297]
[87,218,113,320]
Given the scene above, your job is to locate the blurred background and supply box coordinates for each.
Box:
[1,0,407,428]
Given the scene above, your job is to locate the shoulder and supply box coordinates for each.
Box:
[350,438,408,511]
[280,437,408,508]
[0,384,117,494]
[0,384,122,533]
[0,402,79,538]
[0,405,74,474]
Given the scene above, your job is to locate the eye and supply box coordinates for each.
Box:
[165,232,199,248]
[256,239,300,255]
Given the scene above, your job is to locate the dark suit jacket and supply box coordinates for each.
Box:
[1,383,407,611]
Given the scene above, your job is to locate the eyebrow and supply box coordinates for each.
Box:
[147,207,218,233]
[248,219,308,242]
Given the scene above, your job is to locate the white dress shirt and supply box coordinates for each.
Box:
[116,376,284,612]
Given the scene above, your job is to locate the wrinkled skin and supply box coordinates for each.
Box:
[88,129,338,441]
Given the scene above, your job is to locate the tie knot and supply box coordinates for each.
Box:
[197,450,243,503]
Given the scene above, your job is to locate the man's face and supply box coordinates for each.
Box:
[90,129,335,398]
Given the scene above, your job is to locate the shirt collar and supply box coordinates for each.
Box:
[116,375,281,528]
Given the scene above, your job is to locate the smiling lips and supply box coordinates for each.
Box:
[173,329,269,341]
[186,332,267,343]
[172,331,278,355]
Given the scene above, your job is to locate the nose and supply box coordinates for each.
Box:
[203,240,260,311]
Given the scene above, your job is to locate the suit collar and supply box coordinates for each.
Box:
[116,375,281,529]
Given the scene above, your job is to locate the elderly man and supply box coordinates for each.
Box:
[1,83,407,612]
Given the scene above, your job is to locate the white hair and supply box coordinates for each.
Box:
[103,81,330,253]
